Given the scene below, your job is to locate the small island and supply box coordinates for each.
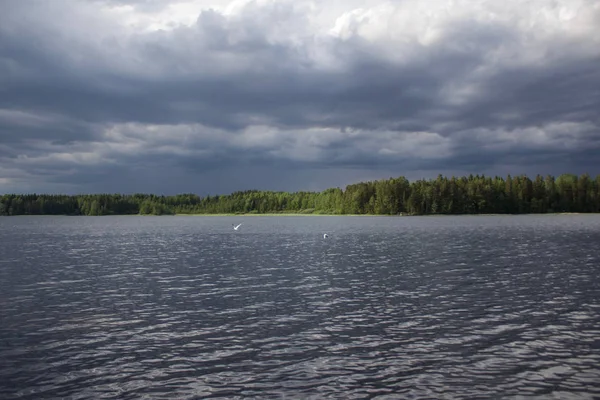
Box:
[1,173,598,216]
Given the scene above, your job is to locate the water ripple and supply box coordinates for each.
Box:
[1,215,599,399]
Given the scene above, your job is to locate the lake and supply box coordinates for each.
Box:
[1,215,599,399]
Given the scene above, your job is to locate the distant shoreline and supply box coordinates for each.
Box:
[6,212,597,217]
[3,212,598,218]
[3,173,598,216]
[173,212,596,217]
[175,213,367,217]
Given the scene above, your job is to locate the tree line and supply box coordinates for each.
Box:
[1,173,600,216]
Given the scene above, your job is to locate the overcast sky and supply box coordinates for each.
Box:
[1,0,599,195]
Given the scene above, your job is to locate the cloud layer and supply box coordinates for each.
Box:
[1,0,599,194]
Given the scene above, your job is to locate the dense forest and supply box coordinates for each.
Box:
[1,173,600,216]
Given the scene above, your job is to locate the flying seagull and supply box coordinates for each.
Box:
[323,233,329,239]
[233,223,242,230]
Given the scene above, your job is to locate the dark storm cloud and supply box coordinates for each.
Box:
[445,59,600,133]
[1,0,599,194]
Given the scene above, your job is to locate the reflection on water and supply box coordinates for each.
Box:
[1,215,599,399]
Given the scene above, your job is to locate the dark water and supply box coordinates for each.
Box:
[1,215,599,399]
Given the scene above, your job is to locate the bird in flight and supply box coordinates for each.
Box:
[233,223,242,230]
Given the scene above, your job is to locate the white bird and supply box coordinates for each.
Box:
[233,223,242,230]
[323,233,329,239]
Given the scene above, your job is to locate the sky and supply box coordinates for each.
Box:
[1,0,599,195]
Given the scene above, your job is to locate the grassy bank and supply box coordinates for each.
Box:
[174,212,374,217]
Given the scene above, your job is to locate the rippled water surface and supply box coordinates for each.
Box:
[1,215,599,399]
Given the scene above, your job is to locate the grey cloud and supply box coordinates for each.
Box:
[95,0,167,7]
[1,0,599,194]
[445,59,600,134]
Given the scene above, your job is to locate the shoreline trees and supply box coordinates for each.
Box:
[1,173,599,216]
